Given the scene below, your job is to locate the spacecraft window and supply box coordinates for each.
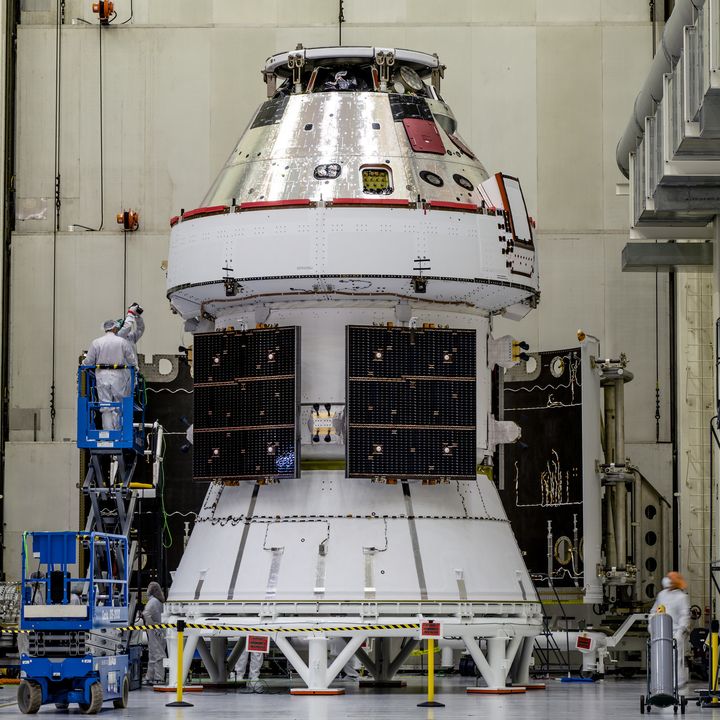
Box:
[453,174,474,192]
[372,122,380,130]
[314,164,342,180]
[361,166,393,195]
[434,114,457,135]
[419,170,443,188]
[645,557,658,572]
[644,504,657,519]
[304,123,313,131]
[645,531,657,546]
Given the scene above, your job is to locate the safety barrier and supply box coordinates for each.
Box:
[1,620,421,634]
[114,621,421,633]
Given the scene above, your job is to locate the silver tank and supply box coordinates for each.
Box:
[648,612,676,703]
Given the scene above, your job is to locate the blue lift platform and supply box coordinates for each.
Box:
[17,366,153,714]
[18,532,130,713]
[77,366,146,537]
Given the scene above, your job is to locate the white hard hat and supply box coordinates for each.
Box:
[662,576,672,589]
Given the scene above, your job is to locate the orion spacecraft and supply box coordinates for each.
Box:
[165,45,542,693]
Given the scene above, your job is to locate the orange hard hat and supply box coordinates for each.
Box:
[667,571,687,591]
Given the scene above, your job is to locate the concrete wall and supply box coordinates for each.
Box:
[6,0,668,575]
[4,443,79,579]
[676,271,714,610]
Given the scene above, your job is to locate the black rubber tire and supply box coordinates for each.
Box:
[17,680,42,715]
[79,682,103,715]
[641,695,645,714]
[113,676,129,709]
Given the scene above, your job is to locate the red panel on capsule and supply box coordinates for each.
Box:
[401,118,446,155]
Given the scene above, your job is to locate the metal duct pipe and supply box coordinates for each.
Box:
[604,383,618,568]
[606,486,618,569]
[615,0,705,177]
[614,481,628,570]
[604,384,617,464]
[614,378,628,570]
[615,378,626,467]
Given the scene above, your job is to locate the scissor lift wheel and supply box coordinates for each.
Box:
[17,680,42,714]
[79,681,103,715]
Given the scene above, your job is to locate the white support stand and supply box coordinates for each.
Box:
[273,635,366,695]
[164,630,199,691]
[463,634,527,694]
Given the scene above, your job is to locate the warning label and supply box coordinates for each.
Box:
[420,621,442,639]
[247,635,270,653]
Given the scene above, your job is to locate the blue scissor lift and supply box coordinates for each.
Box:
[77,365,146,537]
[18,532,130,714]
[17,366,150,714]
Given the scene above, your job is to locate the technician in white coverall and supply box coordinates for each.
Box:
[651,571,691,688]
[235,645,263,682]
[143,582,167,685]
[117,302,145,347]
[83,320,138,430]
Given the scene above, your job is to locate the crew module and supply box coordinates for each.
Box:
[164,45,542,693]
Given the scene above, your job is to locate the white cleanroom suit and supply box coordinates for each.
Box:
[82,322,138,430]
[117,304,145,347]
[142,582,166,685]
[651,575,691,688]
[235,647,263,682]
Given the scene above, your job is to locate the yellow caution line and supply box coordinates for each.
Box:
[183,622,421,633]
[5,622,422,634]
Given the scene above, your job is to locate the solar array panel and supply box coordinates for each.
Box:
[346,326,477,479]
[193,327,300,481]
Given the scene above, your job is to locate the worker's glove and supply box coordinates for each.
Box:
[128,302,143,316]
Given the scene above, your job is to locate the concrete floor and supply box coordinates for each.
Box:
[0,677,711,718]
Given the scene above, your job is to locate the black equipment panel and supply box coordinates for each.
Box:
[193,327,300,481]
[250,95,290,129]
[389,94,433,122]
[346,326,476,479]
[497,348,583,587]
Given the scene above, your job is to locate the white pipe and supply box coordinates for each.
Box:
[535,631,607,672]
[616,0,704,177]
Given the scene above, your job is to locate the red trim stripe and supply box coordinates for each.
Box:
[426,201,479,212]
[239,199,313,210]
[181,205,229,221]
[330,198,410,207]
